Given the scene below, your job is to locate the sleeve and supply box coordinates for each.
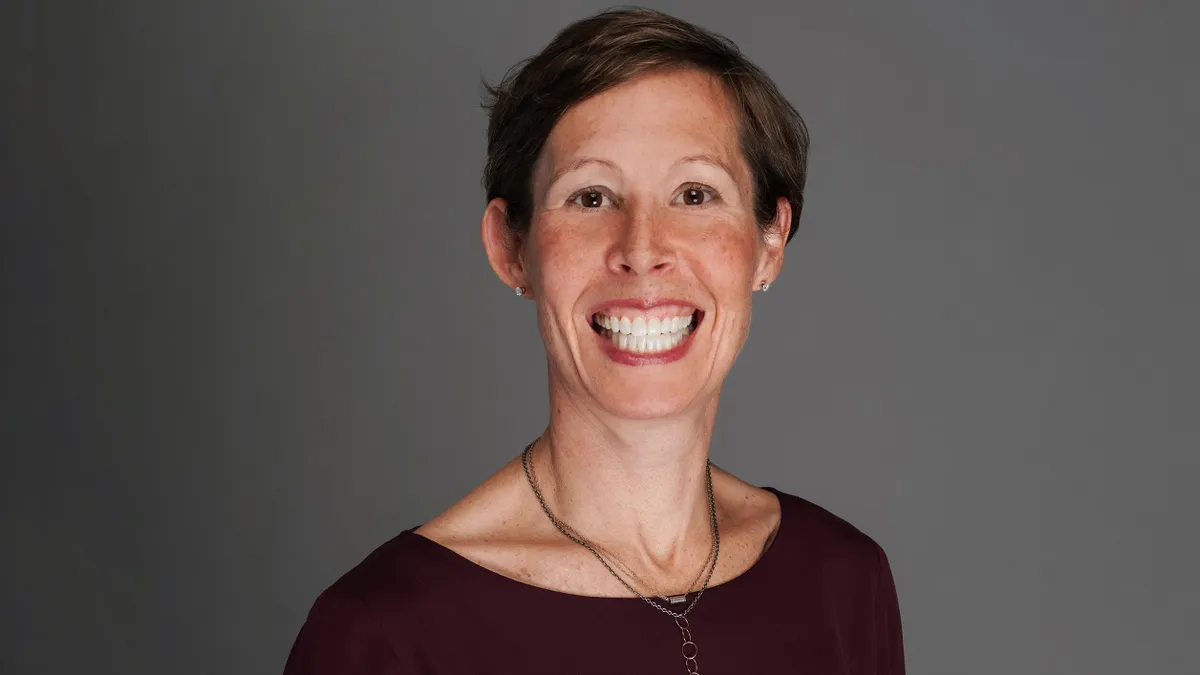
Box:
[282,586,407,675]
[873,545,906,675]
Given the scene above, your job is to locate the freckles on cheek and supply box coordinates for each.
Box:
[711,236,757,287]
[533,226,590,290]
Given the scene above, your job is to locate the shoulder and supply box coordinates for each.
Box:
[295,456,534,622]
[414,454,534,544]
[294,531,450,632]
[283,531,479,673]
[769,488,893,585]
[324,530,448,607]
[282,534,422,673]
[768,489,906,670]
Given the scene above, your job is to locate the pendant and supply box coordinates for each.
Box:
[676,616,699,674]
[666,594,688,605]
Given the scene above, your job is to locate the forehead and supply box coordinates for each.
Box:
[538,69,746,179]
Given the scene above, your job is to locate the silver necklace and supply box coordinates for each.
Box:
[522,443,716,604]
[521,441,720,674]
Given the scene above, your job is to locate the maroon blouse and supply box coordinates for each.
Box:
[283,488,905,674]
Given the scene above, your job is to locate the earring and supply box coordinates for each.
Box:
[515,286,526,297]
[760,281,771,292]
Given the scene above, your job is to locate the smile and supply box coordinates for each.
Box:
[590,307,703,356]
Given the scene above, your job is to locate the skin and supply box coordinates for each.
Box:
[417,69,791,597]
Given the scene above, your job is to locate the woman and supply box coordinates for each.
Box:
[285,8,903,674]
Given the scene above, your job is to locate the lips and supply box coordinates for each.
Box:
[587,299,705,362]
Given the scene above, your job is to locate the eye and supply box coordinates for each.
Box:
[569,189,613,209]
[674,184,719,207]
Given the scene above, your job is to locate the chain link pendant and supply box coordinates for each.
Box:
[676,616,699,674]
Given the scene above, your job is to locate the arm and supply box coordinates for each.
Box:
[873,545,906,675]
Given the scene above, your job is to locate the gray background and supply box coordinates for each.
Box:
[5,0,1197,673]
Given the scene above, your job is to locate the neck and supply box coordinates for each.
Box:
[530,380,720,569]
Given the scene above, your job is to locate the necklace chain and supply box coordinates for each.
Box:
[521,440,719,674]
[523,445,716,603]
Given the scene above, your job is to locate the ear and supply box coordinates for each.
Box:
[481,198,531,295]
[754,197,791,288]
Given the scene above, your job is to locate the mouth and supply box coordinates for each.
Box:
[589,304,704,358]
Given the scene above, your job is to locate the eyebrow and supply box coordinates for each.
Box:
[673,154,738,180]
[541,153,740,200]
[545,157,622,194]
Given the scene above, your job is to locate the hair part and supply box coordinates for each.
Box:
[482,7,809,244]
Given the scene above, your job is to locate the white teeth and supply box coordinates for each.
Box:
[632,317,647,337]
[595,312,696,335]
[593,310,698,354]
[599,320,693,353]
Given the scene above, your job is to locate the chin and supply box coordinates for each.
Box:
[602,399,694,421]
[587,379,707,421]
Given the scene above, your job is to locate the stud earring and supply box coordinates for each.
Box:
[760,281,771,292]
[515,286,526,297]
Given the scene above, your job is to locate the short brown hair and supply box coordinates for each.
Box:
[483,7,809,244]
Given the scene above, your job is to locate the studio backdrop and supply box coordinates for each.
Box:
[5,1,1196,674]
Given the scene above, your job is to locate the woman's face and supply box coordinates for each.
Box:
[489,69,787,421]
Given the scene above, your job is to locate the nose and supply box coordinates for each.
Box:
[606,207,676,276]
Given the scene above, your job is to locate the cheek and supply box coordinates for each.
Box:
[690,228,759,342]
[529,223,593,296]
[693,228,760,290]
